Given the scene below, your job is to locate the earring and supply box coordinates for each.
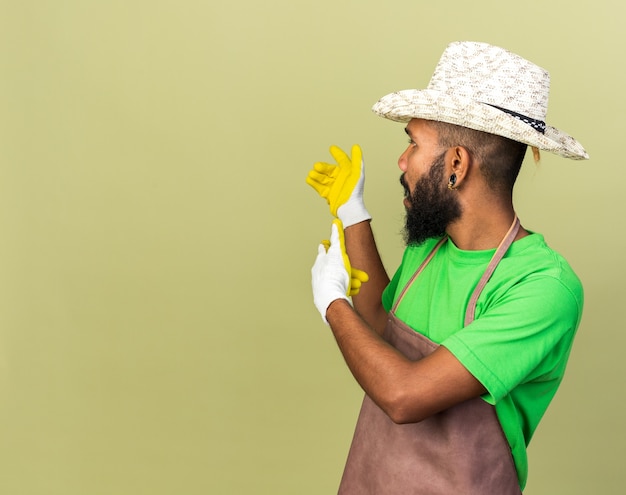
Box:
[447,174,457,190]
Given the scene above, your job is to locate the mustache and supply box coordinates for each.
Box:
[400,174,412,202]
[400,174,410,194]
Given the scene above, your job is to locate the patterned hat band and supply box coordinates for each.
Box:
[486,104,547,134]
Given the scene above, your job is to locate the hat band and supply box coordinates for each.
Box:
[486,104,546,134]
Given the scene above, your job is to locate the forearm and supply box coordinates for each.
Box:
[343,220,390,334]
[326,299,410,421]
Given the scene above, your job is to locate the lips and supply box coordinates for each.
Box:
[400,174,412,206]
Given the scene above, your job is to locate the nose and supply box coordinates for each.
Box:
[398,146,410,172]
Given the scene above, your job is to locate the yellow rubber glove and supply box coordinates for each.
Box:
[320,219,369,297]
[306,145,371,228]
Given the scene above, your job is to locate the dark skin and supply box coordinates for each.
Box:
[326,118,529,424]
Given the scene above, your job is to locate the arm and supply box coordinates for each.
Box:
[326,299,486,424]
[343,221,389,335]
[312,225,486,424]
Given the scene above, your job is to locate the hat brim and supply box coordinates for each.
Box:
[372,89,589,160]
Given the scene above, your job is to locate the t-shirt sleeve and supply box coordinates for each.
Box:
[442,274,583,404]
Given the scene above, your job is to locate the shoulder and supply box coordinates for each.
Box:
[500,233,582,299]
[475,233,584,329]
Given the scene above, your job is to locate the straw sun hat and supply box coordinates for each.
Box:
[372,41,588,160]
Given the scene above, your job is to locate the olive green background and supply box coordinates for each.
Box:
[0,1,621,493]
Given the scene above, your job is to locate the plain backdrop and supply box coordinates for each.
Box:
[0,1,622,493]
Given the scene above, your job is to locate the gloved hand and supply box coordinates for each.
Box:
[312,219,369,323]
[306,144,372,228]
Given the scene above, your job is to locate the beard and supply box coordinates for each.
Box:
[401,152,462,246]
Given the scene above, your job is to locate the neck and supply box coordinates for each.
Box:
[446,205,528,250]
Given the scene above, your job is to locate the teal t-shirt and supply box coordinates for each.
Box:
[382,233,583,490]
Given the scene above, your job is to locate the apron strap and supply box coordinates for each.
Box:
[464,216,520,326]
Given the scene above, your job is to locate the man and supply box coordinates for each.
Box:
[307,41,588,494]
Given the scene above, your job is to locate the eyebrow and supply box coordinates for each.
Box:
[404,127,411,137]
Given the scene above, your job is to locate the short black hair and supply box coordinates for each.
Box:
[427,120,528,194]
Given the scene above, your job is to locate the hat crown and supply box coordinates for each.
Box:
[427,41,550,121]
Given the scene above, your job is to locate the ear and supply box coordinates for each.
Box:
[446,146,472,188]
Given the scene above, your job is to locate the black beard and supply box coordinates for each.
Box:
[402,152,462,246]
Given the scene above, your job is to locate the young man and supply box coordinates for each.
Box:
[307,41,588,494]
